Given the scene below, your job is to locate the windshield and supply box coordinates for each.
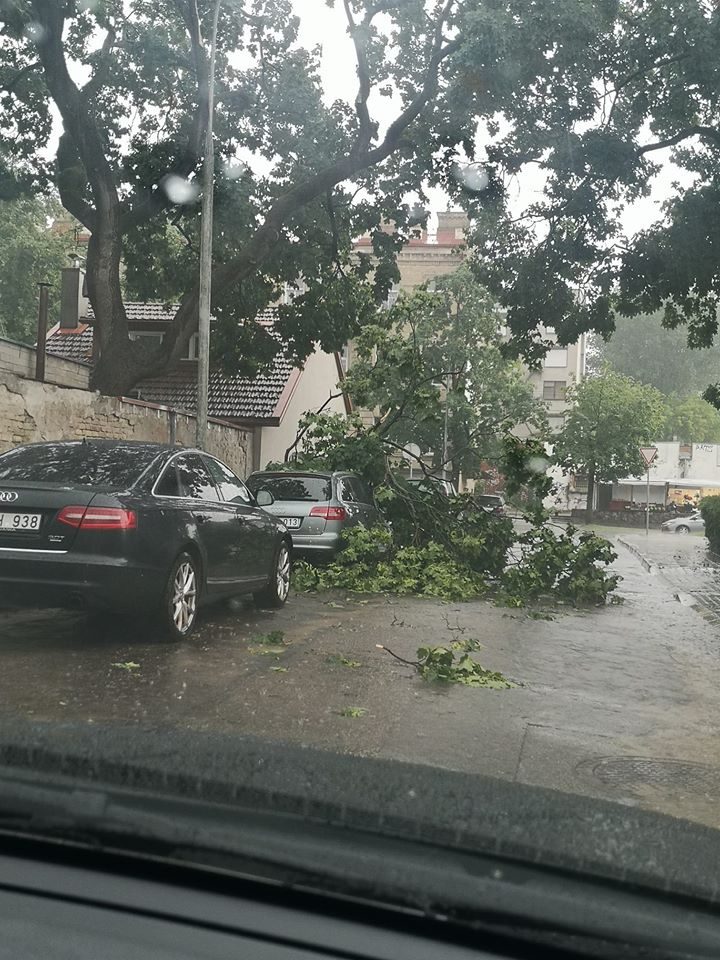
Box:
[248,475,332,502]
[3,0,720,919]
[0,442,161,487]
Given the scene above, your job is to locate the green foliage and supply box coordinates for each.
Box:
[338,707,366,718]
[267,412,388,487]
[378,635,514,688]
[554,370,669,510]
[661,395,720,444]
[343,267,546,482]
[0,196,71,342]
[590,312,720,400]
[700,497,720,554]
[325,655,362,669]
[459,1,720,373]
[499,526,620,608]
[248,629,286,646]
[415,646,513,688]
[293,519,619,608]
[0,1,480,393]
[293,526,487,602]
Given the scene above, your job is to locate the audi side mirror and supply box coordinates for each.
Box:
[256,489,274,507]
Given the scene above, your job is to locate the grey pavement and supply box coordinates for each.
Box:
[1,537,720,830]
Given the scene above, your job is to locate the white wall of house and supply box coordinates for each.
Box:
[257,348,346,469]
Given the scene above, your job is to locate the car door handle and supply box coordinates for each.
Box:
[235,514,248,524]
[193,513,211,524]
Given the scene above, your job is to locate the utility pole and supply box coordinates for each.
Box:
[196,0,222,449]
[35,282,51,382]
[442,372,451,481]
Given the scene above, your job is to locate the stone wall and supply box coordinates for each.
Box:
[0,373,253,479]
[0,337,90,390]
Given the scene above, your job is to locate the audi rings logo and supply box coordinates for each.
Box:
[0,491,19,503]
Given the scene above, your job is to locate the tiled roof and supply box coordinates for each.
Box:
[137,355,295,421]
[87,302,178,323]
[46,325,94,363]
[45,308,298,422]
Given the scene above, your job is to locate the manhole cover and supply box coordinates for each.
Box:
[578,756,720,794]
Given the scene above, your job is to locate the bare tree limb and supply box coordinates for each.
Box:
[343,0,374,154]
[282,390,348,462]
[637,125,720,155]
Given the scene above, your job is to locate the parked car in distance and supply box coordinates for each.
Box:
[247,470,380,557]
[661,511,705,535]
[406,476,458,497]
[0,440,292,639]
[475,493,507,516]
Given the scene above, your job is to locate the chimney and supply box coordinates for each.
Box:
[436,210,469,246]
[59,266,89,329]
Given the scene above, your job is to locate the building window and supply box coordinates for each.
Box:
[339,343,349,372]
[572,474,589,493]
[544,347,568,368]
[186,333,200,360]
[543,380,566,400]
[382,288,400,311]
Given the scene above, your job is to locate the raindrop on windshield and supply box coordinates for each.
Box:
[161,175,200,205]
[223,159,248,181]
[451,162,489,193]
[23,22,46,43]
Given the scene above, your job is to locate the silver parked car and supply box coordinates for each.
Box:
[661,511,705,534]
[247,470,381,557]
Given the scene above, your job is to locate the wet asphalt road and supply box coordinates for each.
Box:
[2,533,720,829]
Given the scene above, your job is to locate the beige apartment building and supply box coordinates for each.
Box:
[351,211,585,433]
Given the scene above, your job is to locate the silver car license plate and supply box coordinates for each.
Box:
[0,512,41,531]
[282,517,301,529]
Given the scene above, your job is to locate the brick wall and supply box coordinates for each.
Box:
[0,373,253,478]
[0,337,90,390]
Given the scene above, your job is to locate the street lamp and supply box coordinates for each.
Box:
[196,0,222,449]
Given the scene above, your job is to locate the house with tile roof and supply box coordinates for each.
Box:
[45,301,348,472]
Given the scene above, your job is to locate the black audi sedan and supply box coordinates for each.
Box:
[0,440,291,639]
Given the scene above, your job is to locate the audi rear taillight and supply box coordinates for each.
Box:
[309,505,346,521]
[57,506,137,530]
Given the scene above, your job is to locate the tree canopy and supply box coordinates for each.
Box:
[343,267,545,483]
[0,195,70,342]
[590,312,720,399]
[0,0,499,395]
[459,0,720,379]
[662,395,720,444]
[554,369,669,512]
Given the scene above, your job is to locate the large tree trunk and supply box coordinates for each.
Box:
[586,462,596,518]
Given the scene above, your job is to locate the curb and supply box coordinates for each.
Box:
[616,536,659,576]
[616,537,709,615]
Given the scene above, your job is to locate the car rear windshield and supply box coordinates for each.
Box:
[248,475,331,502]
[478,495,503,505]
[0,442,161,487]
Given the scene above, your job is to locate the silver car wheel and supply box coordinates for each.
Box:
[276,545,291,601]
[172,560,198,633]
[675,525,690,535]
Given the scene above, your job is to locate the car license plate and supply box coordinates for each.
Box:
[282,517,301,529]
[0,512,41,532]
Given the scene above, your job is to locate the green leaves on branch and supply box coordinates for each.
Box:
[700,497,720,554]
[499,525,620,608]
[293,518,619,608]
